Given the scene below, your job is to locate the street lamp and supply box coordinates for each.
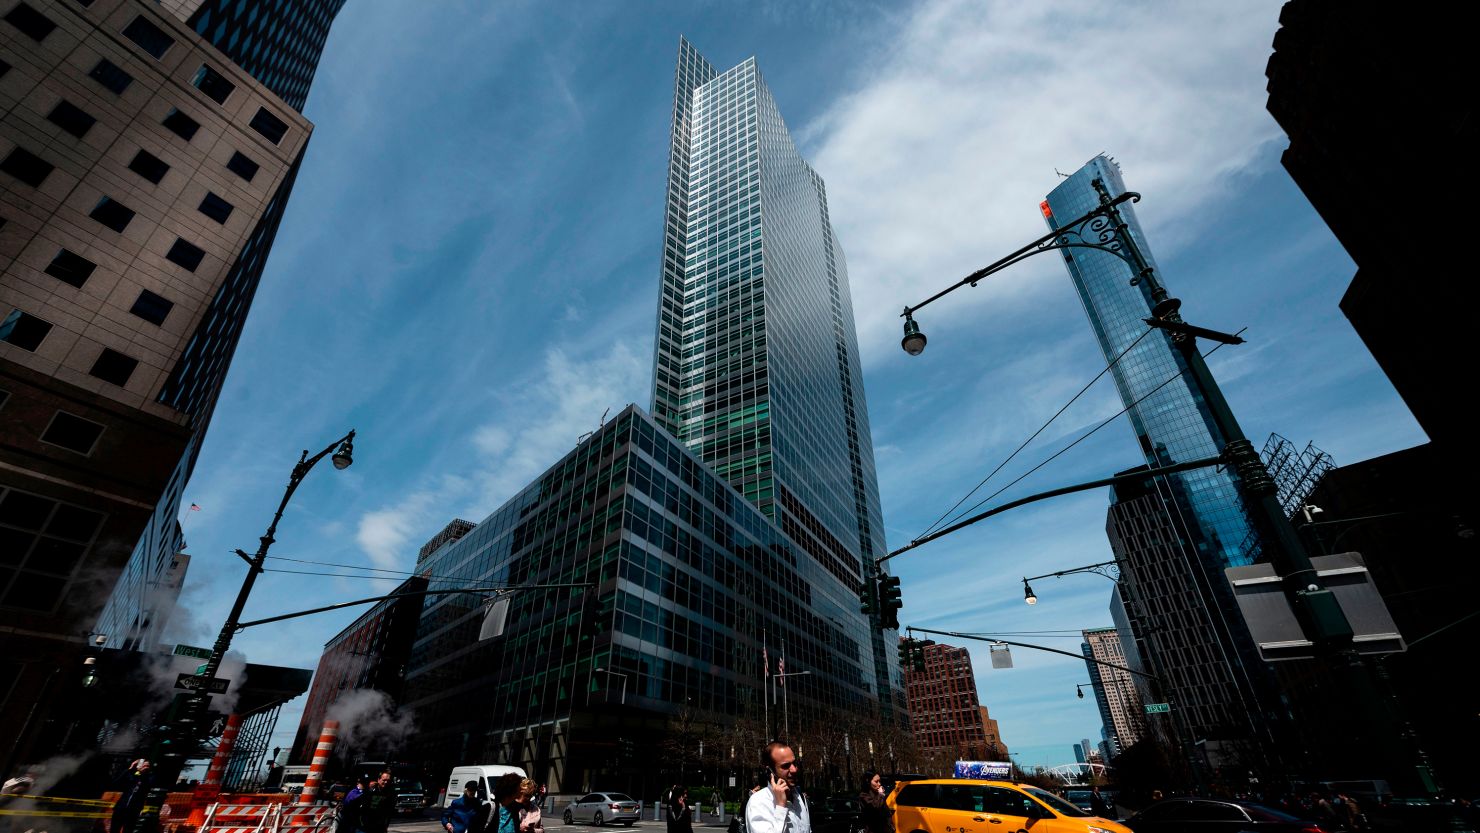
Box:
[139,429,357,829]
[1021,561,1119,605]
[594,667,628,705]
[901,313,927,356]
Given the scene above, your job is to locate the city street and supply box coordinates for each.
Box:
[389,809,734,833]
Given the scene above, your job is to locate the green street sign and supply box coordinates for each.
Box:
[1144,702,1172,714]
[173,644,212,659]
[196,663,208,674]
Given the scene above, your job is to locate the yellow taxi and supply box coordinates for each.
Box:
[887,779,1131,833]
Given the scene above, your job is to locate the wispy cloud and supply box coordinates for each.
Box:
[807,0,1286,367]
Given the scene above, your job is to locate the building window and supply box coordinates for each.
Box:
[1,147,54,187]
[198,192,233,224]
[0,309,52,352]
[3,3,56,41]
[89,349,138,387]
[226,151,259,182]
[191,64,235,104]
[129,290,173,326]
[165,238,205,272]
[44,249,96,288]
[46,101,97,139]
[127,149,169,184]
[88,59,133,94]
[89,197,135,233]
[121,15,174,59]
[162,108,200,141]
[40,411,105,455]
[248,108,289,144]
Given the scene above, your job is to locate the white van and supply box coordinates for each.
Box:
[444,765,528,807]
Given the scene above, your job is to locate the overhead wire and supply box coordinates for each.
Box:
[917,327,1155,541]
[932,332,1244,535]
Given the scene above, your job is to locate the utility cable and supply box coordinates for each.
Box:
[935,333,1242,533]
[918,328,1153,540]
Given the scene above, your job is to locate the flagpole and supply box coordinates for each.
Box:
[763,629,770,742]
[781,645,789,739]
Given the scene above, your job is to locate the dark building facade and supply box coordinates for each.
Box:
[1275,443,1478,795]
[902,639,999,760]
[401,406,887,795]
[1104,467,1284,767]
[1265,0,1474,474]
[292,574,428,765]
[2,0,343,772]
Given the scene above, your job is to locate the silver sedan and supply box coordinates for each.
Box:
[563,793,641,826]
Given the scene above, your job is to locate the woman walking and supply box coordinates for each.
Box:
[517,779,544,833]
[666,786,693,833]
[857,772,892,833]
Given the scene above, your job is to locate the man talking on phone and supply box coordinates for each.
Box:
[746,742,811,833]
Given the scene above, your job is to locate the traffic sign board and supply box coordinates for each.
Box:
[173,644,212,659]
[175,673,229,694]
[1144,702,1171,714]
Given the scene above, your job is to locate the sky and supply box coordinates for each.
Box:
[159,0,1428,774]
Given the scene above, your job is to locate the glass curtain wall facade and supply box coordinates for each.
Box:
[649,37,899,720]
[400,406,884,794]
[1044,156,1283,757]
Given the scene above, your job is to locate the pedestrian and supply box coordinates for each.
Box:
[487,774,527,833]
[443,779,490,833]
[857,771,891,833]
[1089,785,1113,819]
[347,771,396,833]
[111,759,154,833]
[338,776,367,833]
[535,784,548,813]
[1336,792,1362,831]
[517,779,543,833]
[745,742,809,833]
[667,786,693,833]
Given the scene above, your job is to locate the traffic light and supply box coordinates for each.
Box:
[897,637,914,668]
[913,639,932,672]
[859,577,878,617]
[879,574,903,630]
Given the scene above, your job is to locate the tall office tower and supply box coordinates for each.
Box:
[1044,157,1284,760]
[903,639,998,759]
[2,0,343,769]
[1081,627,1145,758]
[649,36,899,719]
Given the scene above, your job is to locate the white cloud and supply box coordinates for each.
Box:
[808,0,1286,367]
[351,341,649,567]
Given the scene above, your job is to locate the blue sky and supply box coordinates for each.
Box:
[164,0,1427,772]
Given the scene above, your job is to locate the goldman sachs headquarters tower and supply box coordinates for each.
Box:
[398,38,900,791]
[651,38,898,716]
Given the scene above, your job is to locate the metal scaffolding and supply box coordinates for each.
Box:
[1262,433,1335,519]
[222,702,285,790]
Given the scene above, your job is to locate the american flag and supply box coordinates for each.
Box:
[763,644,769,678]
[778,654,786,686]
[189,503,201,511]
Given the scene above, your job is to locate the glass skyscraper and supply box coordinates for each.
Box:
[399,38,901,793]
[1045,156,1284,756]
[651,38,896,710]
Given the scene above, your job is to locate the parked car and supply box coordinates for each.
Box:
[1124,798,1329,832]
[1064,789,1120,817]
[563,792,641,826]
[889,779,1131,833]
[810,796,862,833]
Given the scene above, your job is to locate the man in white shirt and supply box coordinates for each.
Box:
[745,742,810,833]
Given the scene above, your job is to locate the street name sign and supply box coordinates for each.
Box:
[175,673,229,694]
[1144,703,1171,714]
[173,644,212,659]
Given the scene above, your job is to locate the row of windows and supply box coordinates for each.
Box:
[6,4,291,146]
[0,483,107,615]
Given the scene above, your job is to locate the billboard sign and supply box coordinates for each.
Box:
[954,761,1012,780]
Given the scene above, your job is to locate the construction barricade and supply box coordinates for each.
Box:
[196,800,336,833]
